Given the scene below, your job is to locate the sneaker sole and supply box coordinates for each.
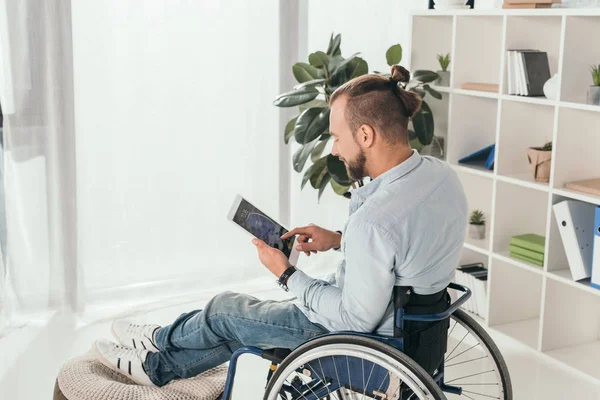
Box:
[92,342,154,387]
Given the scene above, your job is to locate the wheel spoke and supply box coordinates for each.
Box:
[445,370,496,384]
[461,389,500,399]
[445,355,488,368]
[445,342,482,363]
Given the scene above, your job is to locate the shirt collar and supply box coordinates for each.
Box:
[350,149,422,203]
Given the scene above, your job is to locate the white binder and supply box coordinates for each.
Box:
[592,206,600,289]
[553,200,596,281]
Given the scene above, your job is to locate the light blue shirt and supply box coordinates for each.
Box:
[288,150,468,336]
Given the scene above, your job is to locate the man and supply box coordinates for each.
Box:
[93,65,468,387]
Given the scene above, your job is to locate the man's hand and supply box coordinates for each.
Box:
[281,224,342,257]
[252,239,291,278]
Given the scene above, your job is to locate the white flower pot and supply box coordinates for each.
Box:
[587,85,600,105]
[468,224,486,240]
[436,71,450,87]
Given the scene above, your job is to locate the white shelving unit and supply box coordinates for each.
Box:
[410,9,600,382]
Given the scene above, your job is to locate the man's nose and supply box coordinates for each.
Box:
[331,142,339,157]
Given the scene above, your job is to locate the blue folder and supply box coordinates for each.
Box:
[592,206,600,290]
[458,144,495,170]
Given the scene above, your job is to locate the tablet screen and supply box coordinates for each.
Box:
[233,198,295,258]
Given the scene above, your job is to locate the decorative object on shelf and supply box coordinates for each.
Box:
[468,210,486,240]
[458,144,495,171]
[502,0,560,8]
[587,64,600,105]
[475,0,503,8]
[565,178,600,197]
[506,49,551,97]
[543,73,560,100]
[460,82,499,93]
[273,35,444,200]
[509,233,545,267]
[526,140,552,183]
[553,200,596,280]
[436,53,451,87]
[592,206,600,290]
[432,0,471,9]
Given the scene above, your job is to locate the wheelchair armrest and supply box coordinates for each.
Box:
[398,282,472,322]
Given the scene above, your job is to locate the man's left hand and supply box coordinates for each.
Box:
[252,239,291,278]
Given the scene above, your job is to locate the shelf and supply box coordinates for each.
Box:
[493,251,544,275]
[452,88,500,99]
[411,9,600,17]
[451,163,494,179]
[552,188,600,206]
[501,94,558,107]
[429,85,451,93]
[496,172,550,192]
[545,341,600,381]
[547,269,600,297]
[492,318,541,350]
[463,242,490,256]
[559,101,600,113]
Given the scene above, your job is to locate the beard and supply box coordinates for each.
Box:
[343,149,367,181]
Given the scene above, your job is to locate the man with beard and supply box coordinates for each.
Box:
[92,65,468,387]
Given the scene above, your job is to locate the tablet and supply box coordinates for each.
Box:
[227,194,299,266]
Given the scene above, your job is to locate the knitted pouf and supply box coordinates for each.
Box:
[54,350,227,400]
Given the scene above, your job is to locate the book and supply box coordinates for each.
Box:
[510,252,544,266]
[509,233,546,254]
[505,0,557,3]
[522,51,551,96]
[565,178,600,197]
[456,263,488,317]
[503,3,552,8]
[592,206,600,290]
[509,244,544,262]
[460,82,499,93]
[458,144,495,171]
[553,200,596,281]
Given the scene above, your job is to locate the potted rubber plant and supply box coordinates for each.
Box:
[468,210,486,240]
[273,34,444,201]
[527,141,552,183]
[587,64,600,105]
[436,53,451,87]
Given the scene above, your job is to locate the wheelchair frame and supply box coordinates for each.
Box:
[220,283,477,400]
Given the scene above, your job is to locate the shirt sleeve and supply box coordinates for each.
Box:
[287,222,397,333]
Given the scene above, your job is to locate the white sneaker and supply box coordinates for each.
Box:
[93,339,156,387]
[111,319,161,353]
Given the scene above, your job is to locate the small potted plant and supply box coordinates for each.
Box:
[469,210,486,240]
[527,140,552,183]
[436,53,451,87]
[587,64,600,105]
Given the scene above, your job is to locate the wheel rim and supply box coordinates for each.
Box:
[443,313,506,400]
[266,343,439,400]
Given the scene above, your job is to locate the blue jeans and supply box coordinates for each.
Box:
[143,291,328,387]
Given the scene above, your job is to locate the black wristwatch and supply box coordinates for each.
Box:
[277,266,297,292]
[333,230,342,251]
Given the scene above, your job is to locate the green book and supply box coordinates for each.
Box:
[509,233,545,254]
[508,244,544,262]
[510,251,543,267]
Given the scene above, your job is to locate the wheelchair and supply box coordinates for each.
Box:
[220,283,512,400]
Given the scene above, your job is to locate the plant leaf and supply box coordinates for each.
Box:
[348,57,369,79]
[292,62,319,83]
[294,78,327,90]
[412,101,434,146]
[301,156,328,189]
[386,44,403,66]
[317,174,332,202]
[294,107,330,144]
[311,138,329,162]
[423,84,442,100]
[330,53,360,78]
[293,139,320,173]
[311,161,329,189]
[413,88,426,98]
[284,116,297,144]
[309,51,330,68]
[327,33,342,57]
[273,87,319,107]
[326,154,353,185]
[330,179,351,196]
[412,70,440,83]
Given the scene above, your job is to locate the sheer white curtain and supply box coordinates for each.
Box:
[0,0,77,332]
[71,1,285,311]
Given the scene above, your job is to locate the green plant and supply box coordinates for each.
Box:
[469,210,485,226]
[437,53,451,72]
[273,33,443,200]
[541,141,552,151]
[591,64,600,86]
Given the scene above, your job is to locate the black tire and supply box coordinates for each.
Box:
[263,334,447,400]
[450,309,513,400]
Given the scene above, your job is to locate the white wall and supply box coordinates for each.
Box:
[71,1,284,298]
[290,0,427,234]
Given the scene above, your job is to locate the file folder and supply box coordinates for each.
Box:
[592,206,600,290]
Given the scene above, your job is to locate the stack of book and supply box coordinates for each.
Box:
[503,0,561,8]
[509,233,546,267]
[455,263,488,319]
[506,49,551,97]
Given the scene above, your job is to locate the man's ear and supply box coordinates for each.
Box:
[359,124,376,148]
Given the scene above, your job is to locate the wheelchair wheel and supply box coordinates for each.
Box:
[263,334,446,400]
[443,309,512,400]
